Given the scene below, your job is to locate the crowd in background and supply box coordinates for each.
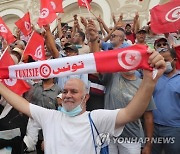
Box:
[0,7,180,154]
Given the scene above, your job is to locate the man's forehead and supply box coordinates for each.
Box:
[113,30,121,34]
[64,78,84,88]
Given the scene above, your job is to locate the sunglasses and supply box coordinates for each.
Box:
[156,42,167,47]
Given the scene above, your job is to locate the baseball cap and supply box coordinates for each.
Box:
[136,27,147,34]
[154,38,168,47]
[125,24,131,28]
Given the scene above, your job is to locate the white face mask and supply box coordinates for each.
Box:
[165,61,173,74]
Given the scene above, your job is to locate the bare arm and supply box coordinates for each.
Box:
[96,15,106,36]
[142,111,154,154]
[132,12,140,34]
[0,82,31,117]
[86,19,100,53]
[115,51,165,128]
[71,15,79,39]
[112,12,117,25]
[57,18,63,39]
[97,16,110,34]
[44,25,60,58]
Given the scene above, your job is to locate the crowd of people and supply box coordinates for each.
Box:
[0,7,179,154]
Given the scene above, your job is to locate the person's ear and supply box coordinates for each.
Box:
[84,94,90,102]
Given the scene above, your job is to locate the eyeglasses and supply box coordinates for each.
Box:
[111,34,120,38]
[156,42,167,47]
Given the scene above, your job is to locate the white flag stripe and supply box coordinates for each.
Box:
[9,53,97,80]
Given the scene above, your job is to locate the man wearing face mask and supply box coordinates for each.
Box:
[102,70,156,154]
[0,48,166,154]
[152,48,180,154]
[23,78,61,153]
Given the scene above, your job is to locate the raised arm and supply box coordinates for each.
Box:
[86,19,100,53]
[44,24,60,58]
[0,82,31,117]
[57,18,63,40]
[115,50,165,128]
[132,12,140,34]
[142,111,154,154]
[96,15,110,34]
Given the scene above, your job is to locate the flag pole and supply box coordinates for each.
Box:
[84,0,92,19]
[79,6,82,14]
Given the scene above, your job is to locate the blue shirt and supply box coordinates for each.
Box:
[101,41,130,51]
[153,71,180,127]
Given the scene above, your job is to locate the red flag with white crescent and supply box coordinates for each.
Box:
[0,45,152,80]
[78,0,91,10]
[0,48,30,95]
[15,12,32,36]
[23,31,46,61]
[0,17,16,44]
[150,0,180,34]
[94,45,151,72]
[50,0,64,13]
[38,0,57,27]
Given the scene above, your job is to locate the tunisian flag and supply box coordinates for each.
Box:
[23,31,45,61]
[38,0,57,27]
[15,12,32,36]
[50,0,64,13]
[0,17,16,44]
[0,48,30,95]
[150,0,180,34]
[174,46,180,69]
[78,0,92,10]
[0,45,152,80]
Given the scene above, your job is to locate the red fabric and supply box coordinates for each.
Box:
[174,46,180,69]
[0,48,13,79]
[78,0,91,10]
[38,0,57,27]
[0,48,30,95]
[94,45,152,72]
[126,33,136,44]
[0,17,16,44]
[15,12,32,36]
[23,31,46,61]
[150,0,180,34]
[50,0,64,13]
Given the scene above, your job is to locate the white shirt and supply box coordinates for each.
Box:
[30,104,123,154]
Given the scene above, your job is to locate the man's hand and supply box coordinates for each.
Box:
[142,144,151,154]
[143,49,165,83]
[97,15,103,23]
[80,16,88,28]
[134,12,139,21]
[86,19,98,42]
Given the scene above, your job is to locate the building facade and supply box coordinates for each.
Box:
[0,0,169,34]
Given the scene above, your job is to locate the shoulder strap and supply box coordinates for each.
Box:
[88,112,98,154]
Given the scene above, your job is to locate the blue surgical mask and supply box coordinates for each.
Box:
[58,96,85,117]
[165,61,173,74]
